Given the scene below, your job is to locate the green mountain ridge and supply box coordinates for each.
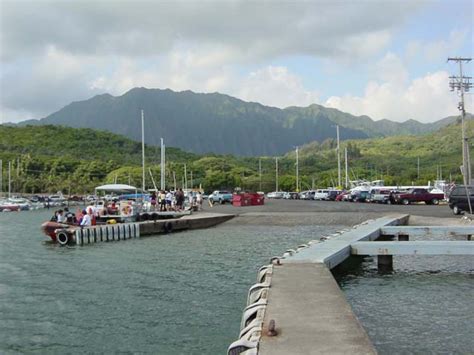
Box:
[0,120,471,193]
[11,87,463,156]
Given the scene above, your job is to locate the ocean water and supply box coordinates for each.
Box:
[337,234,474,354]
[0,209,335,354]
[1,210,472,354]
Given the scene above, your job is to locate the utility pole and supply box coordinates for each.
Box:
[296,147,299,192]
[336,125,341,187]
[345,147,349,188]
[141,110,145,192]
[275,157,279,192]
[173,171,177,191]
[448,57,472,185]
[258,158,262,191]
[190,171,193,189]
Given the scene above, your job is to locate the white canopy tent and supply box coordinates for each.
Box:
[95,184,138,194]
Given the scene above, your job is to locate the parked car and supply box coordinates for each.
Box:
[314,189,330,200]
[327,190,342,201]
[208,190,233,204]
[392,188,444,205]
[350,190,370,202]
[369,188,391,204]
[448,185,474,215]
[283,192,300,200]
[300,190,316,200]
[267,191,286,199]
[335,191,349,201]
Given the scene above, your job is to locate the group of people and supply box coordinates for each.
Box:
[51,205,97,227]
[51,207,76,224]
[150,189,203,211]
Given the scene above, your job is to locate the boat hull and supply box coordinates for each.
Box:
[41,221,73,242]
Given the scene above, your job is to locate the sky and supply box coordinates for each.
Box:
[0,0,472,124]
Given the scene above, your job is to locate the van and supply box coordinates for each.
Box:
[448,185,474,215]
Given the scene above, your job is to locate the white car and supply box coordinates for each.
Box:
[267,191,285,199]
[313,189,330,200]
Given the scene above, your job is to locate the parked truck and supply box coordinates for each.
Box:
[392,188,444,205]
[208,190,233,204]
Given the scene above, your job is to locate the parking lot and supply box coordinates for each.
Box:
[202,198,459,226]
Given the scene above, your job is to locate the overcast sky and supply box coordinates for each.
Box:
[1,0,472,123]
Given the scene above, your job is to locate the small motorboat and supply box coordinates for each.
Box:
[41,221,77,242]
[0,200,20,212]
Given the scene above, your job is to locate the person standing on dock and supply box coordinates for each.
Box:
[150,192,157,211]
[196,191,203,210]
[165,190,173,211]
[176,189,184,211]
[80,209,92,226]
[159,190,166,212]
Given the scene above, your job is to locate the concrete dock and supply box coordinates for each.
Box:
[258,263,375,355]
[228,213,474,355]
[70,212,235,245]
[139,212,235,235]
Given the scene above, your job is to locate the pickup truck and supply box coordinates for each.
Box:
[392,188,444,205]
[208,190,233,204]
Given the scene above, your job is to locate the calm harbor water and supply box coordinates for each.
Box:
[337,235,474,354]
[0,209,337,354]
[1,209,473,354]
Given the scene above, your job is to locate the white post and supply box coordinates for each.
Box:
[8,161,11,199]
[163,144,166,188]
[141,110,146,192]
[296,147,299,192]
[190,171,193,189]
[417,157,420,180]
[184,164,187,191]
[160,138,165,190]
[259,158,262,191]
[275,157,279,192]
[173,171,177,191]
[345,147,349,188]
[148,168,158,191]
[337,125,341,188]
[0,159,2,198]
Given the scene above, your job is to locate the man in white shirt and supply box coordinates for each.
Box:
[56,210,66,223]
[80,211,92,226]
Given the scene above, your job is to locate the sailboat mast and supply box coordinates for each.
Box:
[160,138,165,190]
[141,110,145,192]
[8,161,11,199]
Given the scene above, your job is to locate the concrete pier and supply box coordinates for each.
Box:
[139,212,235,236]
[228,214,474,354]
[70,212,234,245]
[258,263,376,355]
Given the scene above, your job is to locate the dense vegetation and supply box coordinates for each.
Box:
[0,119,471,195]
[16,87,458,156]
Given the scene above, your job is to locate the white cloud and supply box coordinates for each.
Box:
[325,69,462,123]
[1,1,416,63]
[405,28,469,63]
[237,66,319,108]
